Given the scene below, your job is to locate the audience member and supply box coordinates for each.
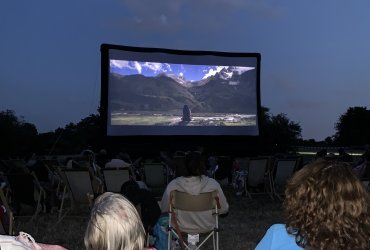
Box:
[121,180,161,233]
[95,149,109,169]
[315,149,327,159]
[25,153,49,182]
[160,151,229,233]
[24,153,58,212]
[255,159,370,250]
[362,145,370,160]
[105,152,136,180]
[214,156,233,185]
[338,147,353,162]
[105,152,131,169]
[65,157,80,169]
[84,192,145,250]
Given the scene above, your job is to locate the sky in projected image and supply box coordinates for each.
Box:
[110,60,254,82]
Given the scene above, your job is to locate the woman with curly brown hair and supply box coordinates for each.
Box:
[255,159,370,250]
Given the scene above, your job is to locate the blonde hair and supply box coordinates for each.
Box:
[84,192,145,250]
[284,159,370,249]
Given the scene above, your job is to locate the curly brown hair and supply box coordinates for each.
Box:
[283,159,370,250]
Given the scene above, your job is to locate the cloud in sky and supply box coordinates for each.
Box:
[133,61,142,74]
[142,62,166,73]
[110,60,131,69]
[111,60,172,74]
[202,66,225,79]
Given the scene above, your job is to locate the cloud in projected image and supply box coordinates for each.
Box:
[110,60,254,82]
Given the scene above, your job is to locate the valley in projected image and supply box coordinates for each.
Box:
[109,60,257,126]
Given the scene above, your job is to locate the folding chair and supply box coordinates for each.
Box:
[245,157,273,199]
[272,159,298,200]
[58,169,94,221]
[41,159,63,197]
[168,190,220,250]
[143,163,166,197]
[0,187,13,235]
[6,172,46,221]
[231,157,248,195]
[102,168,130,192]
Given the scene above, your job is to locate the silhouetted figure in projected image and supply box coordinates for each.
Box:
[182,104,192,122]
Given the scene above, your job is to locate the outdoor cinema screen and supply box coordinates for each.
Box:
[100,44,261,136]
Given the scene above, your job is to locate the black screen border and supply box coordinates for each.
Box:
[100,43,262,143]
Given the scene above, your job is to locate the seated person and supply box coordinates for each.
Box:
[84,192,146,250]
[104,154,131,169]
[95,149,109,169]
[255,158,370,250]
[338,147,353,162]
[121,180,161,233]
[160,151,229,233]
[65,157,80,169]
[105,152,136,180]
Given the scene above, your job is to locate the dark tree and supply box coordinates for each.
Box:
[259,107,302,153]
[0,110,38,157]
[334,106,370,146]
[45,113,103,155]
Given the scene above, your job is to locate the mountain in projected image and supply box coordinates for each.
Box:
[109,65,257,126]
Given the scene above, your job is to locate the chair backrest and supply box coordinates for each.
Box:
[55,166,69,188]
[274,159,298,186]
[63,169,94,204]
[168,190,219,249]
[6,173,36,207]
[102,168,130,192]
[144,163,165,188]
[247,157,269,187]
[6,173,45,220]
[170,190,217,211]
[0,187,13,235]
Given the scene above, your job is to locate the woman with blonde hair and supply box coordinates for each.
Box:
[84,192,145,250]
[256,159,370,250]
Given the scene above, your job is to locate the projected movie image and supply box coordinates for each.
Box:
[109,60,257,128]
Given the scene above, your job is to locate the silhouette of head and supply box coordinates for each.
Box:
[185,151,205,177]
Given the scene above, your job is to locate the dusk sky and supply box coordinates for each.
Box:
[1,1,370,140]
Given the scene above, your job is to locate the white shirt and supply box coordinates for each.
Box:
[160,175,229,233]
[105,159,130,169]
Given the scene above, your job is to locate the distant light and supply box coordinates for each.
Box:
[297,151,363,156]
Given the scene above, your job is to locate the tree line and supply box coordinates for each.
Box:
[1,106,369,158]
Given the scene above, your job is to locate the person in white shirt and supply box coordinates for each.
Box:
[160,151,229,233]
